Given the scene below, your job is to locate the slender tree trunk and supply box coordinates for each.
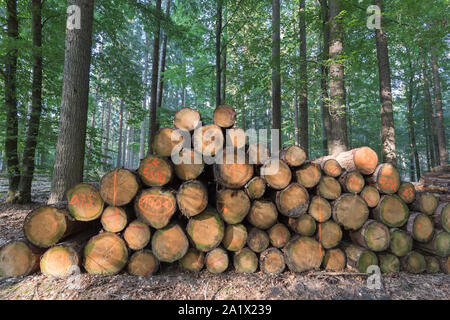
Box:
[116,100,124,168]
[48,0,95,204]
[17,0,42,203]
[374,0,396,164]
[103,99,112,169]
[139,37,150,160]
[328,0,347,155]
[430,51,448,165]
[221,16,227,104]
[157,0,171,111]
[406,60,420,181]
[272,0,282,147]
[4,0,20,203]
[421,59,437,167]
[294,91,299,146]
[215,0,223,107]
[298,0,308,155]
[122,111,129,167]
[320,0,331,156]
[147,0,162,154]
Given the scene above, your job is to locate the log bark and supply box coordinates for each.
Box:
[434,202,450,232]
[332,147,378,175]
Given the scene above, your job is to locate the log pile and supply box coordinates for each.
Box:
[1,105,449,278]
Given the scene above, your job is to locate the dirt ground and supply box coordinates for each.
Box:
[0,178,449,300]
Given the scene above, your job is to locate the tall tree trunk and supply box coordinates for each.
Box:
[421,58,437,168]
[430,51,448,165]
[17,0,43,203]
[116,100,124,168]
[298,0,308,155]
[294,90,299,146]
[4,0,20,203]
[48,0,95,204]
[139,36,150,160]
[221,15,227,104]
[327,0,347,155]
[147,0,162,154]
[215,0,223,107]
[320,0,331,156]
[272,0,282,147]
[122,111,129,167]
[406,60,420,181]
[157,0,171,110]
[374,0,396,164]
[103,99,112,169]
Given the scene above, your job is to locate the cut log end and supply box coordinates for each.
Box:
[40,246,80,278]
[152,127,183,157]
[179,248,205,272]
[151,224,189,263]
[244,177,266,200]
[317,221,342,249]
[350,220,390,252]
[205,247,229,274]
[280,145,307,167]
[214,151,254,189]
[225,128,247,149]
[397,182,416,204]
[246,228,270,253]
[222,224,248,252]
[407,212,434,243]
[260,248,286,274]
[371,163,401,194]
[213,105,236,128]
[343,243,378,273]
[123,220,151,251]
[283,236,324,272]
[0,241,40,277]
[177,180,208,218]
[318,176,342,200]
[173,107,201,131]
[332,194,369,231]
[100,169,139,206]
[321,159,342,177]
[67,183,104,221]
[247,143,270,165]
[351,147,378,175]
[174,149,205,181]
[137,155,173,187]
[360,185,380,208]
[322,248,346,271]
[276,183,309,217]
[295,162,322,188]
[187,209,224,252]
[247,199,278,229]
[216,189,250,224]
[100,206,127,233]
[234,248,258,273]
[378,253,400,273]
[339,171,364,194]
[289,214,316,237]
[135,187,177,229]
[389,229,412,257]
[127,250,159,276]
[401,251,426,274]
[83,232,128,275]
[374,195,409,228]
[435,202,450,233]
[268,223,291,248]
[23,206,69,248]
[425,256,441,274]
[261,159,292,190]
[193,124,224,156]
[308,196,331,222]
[413,192,438,215]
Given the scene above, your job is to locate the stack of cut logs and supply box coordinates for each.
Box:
[1,105,449,278]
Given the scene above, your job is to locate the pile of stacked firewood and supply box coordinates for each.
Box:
[1,105,448,278]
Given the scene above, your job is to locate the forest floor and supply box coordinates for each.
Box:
[0,177,449,300]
